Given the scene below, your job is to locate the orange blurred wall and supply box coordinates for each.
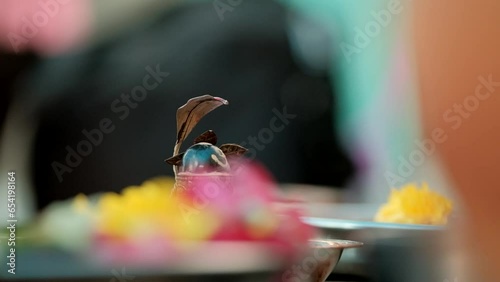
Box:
[412,0,500,279]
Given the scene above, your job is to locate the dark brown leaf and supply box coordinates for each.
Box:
[171,95,228,176]
[174,95,228,156]
[194,130,217,145]
[165,153,184,166]
[219,143,248,156]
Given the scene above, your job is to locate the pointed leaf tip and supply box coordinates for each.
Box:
[175,95,228,148]
[219,143,248,156]
[194,130,218,145]
[165,153,184,166]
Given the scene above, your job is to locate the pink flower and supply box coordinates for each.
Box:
[181,161,316,258]
[92,233,180,267]
[0,0,91,55]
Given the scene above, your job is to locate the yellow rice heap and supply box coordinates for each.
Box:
[374,182,452,225]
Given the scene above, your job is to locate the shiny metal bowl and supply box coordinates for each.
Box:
[301,203,450,282]
[282,239,363,282]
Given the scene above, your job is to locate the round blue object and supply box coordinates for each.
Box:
[181,142,229,173]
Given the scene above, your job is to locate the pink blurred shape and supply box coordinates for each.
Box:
[183,161,316,259]
[0,0,91,55]
[92,233,180,267]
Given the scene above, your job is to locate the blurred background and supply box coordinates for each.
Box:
[1,0,453,218]
[1,0,500,281]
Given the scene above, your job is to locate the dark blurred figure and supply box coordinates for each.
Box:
[6,0,354,210]
[0,53,37,126]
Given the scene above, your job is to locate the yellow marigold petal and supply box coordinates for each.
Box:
[72,193,89,214]
[375,183,452,225]
[94,176,219,240]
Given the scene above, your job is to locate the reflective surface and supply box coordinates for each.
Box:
[284,239,364,282]
[304,217,445,231]
[302,203,452,282]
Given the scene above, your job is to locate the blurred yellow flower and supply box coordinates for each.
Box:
[374,182,453,225]
[94,176,220,240]
[72,193,91,214]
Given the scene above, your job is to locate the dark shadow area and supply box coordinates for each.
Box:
[4,0,355,210]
